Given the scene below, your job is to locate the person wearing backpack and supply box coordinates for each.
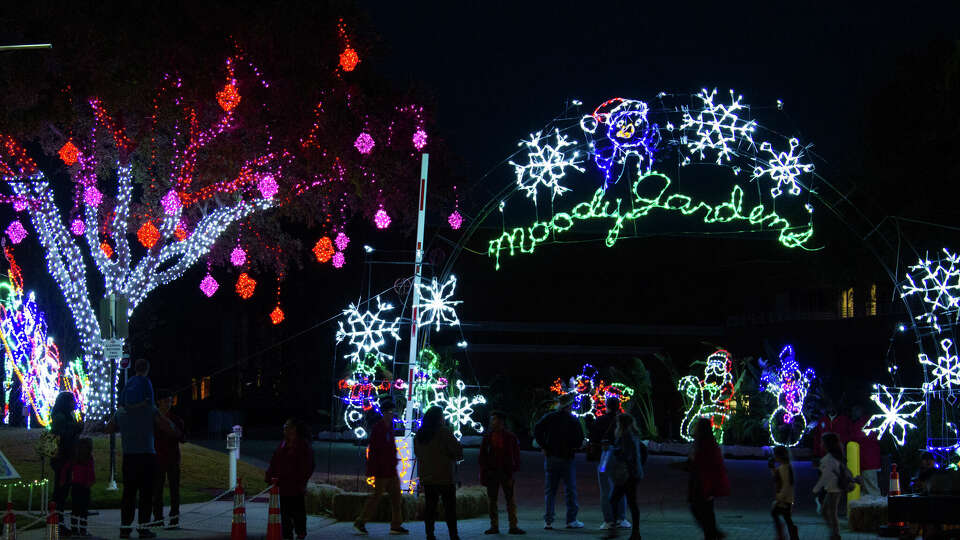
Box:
[812,433,852,540]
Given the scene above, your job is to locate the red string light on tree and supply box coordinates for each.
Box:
[236,273,256,299]
[58,141,79,165]
[337,18,360,72]
[137,222,160,249]
[313,236,334,263]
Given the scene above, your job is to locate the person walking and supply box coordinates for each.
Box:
[812,433,845,540]
[152,390,186,529]
[688,417,729,540]
[50,391,83,537]
[534,395,585,530]
[770,446,798,540]
[354,399,408,535]
[265,418,315,540]
[69,438,95,537]
[590,397,629,531]
[414,406,463,540]
[604,414,644,540]
[479,411,524,535]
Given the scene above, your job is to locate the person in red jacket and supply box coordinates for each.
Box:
[69,438,95,537]
[813,406,853,458]
[153,390,186,529]
[479,411,524,535]
[354,399,408,535]
[265,418,316,540]
[688,417,729,540]
[851,405,882,496]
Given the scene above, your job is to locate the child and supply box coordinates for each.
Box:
[478,411,524,535]
[770,446,798,540]
[265,418,315,540]
[70,438,95,537]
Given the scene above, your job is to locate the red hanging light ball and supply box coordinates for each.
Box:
[269,306,285,325]
[339,47,360,72]
[236,273,257,299]
[217,83,241,112]
[313,236,334,263]
[58,141,79,165]
[137,222,160,249]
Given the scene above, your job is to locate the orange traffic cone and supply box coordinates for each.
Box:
[3,502,16,540]
[45,502,58,540]
[265,478,282,540]
[231,477,247,540]
[879,463,907,537]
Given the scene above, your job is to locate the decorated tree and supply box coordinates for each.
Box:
[0,4,435,421]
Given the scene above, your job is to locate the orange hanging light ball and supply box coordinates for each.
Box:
[58,141,79,165]
[236,273,256,299]
[217,83,241,112]
[269,306,285,325]
[312,236,334,263]
[137,222,160,249]
[100,242,114,258]
[339,47,360,72]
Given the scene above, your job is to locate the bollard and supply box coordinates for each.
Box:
[265,479,282,540]
[878,464,907,537]
[45,502,58,540]
[231,478,247,540]
[3,502,15,540]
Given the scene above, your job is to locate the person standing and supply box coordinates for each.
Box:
[534,396,585,530]
[153,390,186,529]
[414,406,463,540]
[354,399,408,535]
[812,433,845,540]
[688,418,729,540]
[265,418,315,540]
[590,397,628,530]
[69,438,95,537]
[604,414,644,540]
[50,391,83,537]
[813,406,852,458]
[770,446,798,540]
[479,411,524,535]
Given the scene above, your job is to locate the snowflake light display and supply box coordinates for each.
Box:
[312,236,334,263]
[680,88,756,165]
[415,275,463,331]
[58,141,79,165]
[862,384,924,446]
[760,345,816,447]
[901,249,960,332]
[510,129,584,201]
[236,273,256,299]
[230,246,247,267]
[161,190,182,215]
[752,138,814,198]
[70,219,85,236]
[448,211,463,230]
[412,129,428,151]
[335,297,401,364]
[5,221,26,244]
[918,338,960,391]
[257,174,278,199]
[373,208,391,229]
[678,349,736,443]
[354,132,375,154]
[332,251,345,268]
[199,273,219,297]
[580,98,660,189]
[435,380,486,439]
[334,232,350,251]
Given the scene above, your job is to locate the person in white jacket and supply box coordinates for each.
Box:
[811,433,844,540]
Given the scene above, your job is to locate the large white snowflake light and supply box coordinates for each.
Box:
[862,384,924,446]
[901,249,960,331]
[415,275,463,332]
[434,379,486,439]
[919,338,960,391]
[510,129,585,201]
[680,88,756,164]
[752,137,814,198]
[335,297,401,363]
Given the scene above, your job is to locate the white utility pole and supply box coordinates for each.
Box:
[404,153,429,430]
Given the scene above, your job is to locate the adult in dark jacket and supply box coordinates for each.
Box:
[605,414,644,540]
[50,392,83,537]
[153,390,186,529]
[479,411,524,535]
[590,397,627,529]
[414,406,463,540]
[354,400,408,535]
[265,418,315,540]
[688,418,729,540]
[534,397,585,529]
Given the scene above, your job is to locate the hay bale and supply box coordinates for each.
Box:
[848,495,887,532]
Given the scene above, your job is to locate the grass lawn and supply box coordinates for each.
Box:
[0,427,268,510]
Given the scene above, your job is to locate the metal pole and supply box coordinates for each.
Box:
[404,153,429,430]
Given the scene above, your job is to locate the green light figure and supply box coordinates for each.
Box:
[678,350,735,444]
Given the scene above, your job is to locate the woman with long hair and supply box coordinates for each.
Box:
[50,391,82,536]
[604,414,643,540]
[770,446,798,540]
[688,417,729,540]
[812,433,844,540]
[414,406,463,540]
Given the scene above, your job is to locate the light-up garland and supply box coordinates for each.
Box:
[549,364,634,419]
[760,345,815,447]
[414,275,463,332]
[678,350,735,444]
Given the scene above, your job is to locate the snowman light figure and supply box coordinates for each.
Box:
[678,350,736,443]
[761,345,816,447]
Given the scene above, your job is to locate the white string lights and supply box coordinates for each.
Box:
[335,297,401,364]
[510,129,584,201]
[901,249,960,332]
[414,275,463,332]
[434,379,486,439]
[680,88,756,164]
[752,138,814,198]
[918,338,960,391]
[861,385,924,446]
